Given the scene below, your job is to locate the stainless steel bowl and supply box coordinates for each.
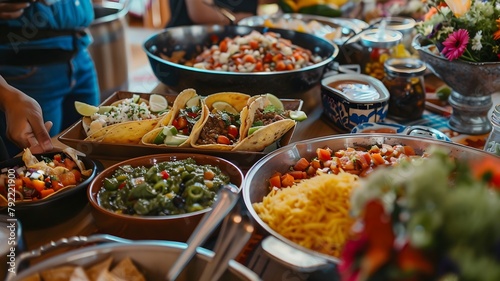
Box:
[242,134,493,264]
[9,235,260,281]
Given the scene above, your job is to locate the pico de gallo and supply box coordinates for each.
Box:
[186,30,324,72]
[0,148,92,203]
[268,143,421,189]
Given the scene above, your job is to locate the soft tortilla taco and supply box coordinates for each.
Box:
[81,95,161,137]
[233,95,302,152]
[85,118,160,144]
[142,88,207,147]
[190,92,250,151]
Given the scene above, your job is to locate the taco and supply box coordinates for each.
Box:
[190,92,250,151]
[82,94,165,139]
[85,118,160,144]
[233,95,305,152]
[141,88,207,147]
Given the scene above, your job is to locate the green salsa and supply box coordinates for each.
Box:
[97,158,232,216]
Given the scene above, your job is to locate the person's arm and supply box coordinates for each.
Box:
[185,0,256,25]
[0,1,31,19]
[0,76,54,153]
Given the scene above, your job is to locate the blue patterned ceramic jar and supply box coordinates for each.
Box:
[321,73,390,132]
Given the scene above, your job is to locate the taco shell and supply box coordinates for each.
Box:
[87,119,159,144]
[233,96,296,152]
[142,88,207,147]
[82,97,150,137]
[190,92,250,151]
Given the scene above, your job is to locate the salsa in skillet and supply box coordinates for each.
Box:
[98,158,232,216]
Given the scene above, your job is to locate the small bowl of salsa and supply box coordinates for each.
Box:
[321,73,390,131]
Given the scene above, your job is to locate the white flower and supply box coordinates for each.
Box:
[472,30,483,51]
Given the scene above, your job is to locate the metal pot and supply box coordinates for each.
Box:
[242,135,495,279]
[8,235,260,281]
[143,25,339,98]
[88,0,129,101]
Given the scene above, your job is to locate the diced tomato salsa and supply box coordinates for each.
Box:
[268,144,420,189]
[185,30,324,73]
[0,154,86,202]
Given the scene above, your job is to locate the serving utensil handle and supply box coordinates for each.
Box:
[166,185,240,281]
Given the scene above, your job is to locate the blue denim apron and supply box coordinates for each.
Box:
[0,0,99,157]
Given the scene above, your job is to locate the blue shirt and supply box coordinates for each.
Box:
[0,0,94,51]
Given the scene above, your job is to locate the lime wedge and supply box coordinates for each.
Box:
[212,101,239,115]
[132,94,141,103]
[153,125,179,144]
[289,110,307,121]
[248,126,264,135]
[98,106,114,114]
[436,85,452,101]
[162,125,178,136]
[75,101,99,116]
[186,96,201,107]
[266,93,284,111]
[149,94,169,113]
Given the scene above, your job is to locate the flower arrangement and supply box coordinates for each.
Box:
[415,0,500,62]
[339,147,500,281]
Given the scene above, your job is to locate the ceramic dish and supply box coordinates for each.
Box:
[351,122,451,142]
[87,153,244,241]
[321,74,390,132]
[0,151,100,230]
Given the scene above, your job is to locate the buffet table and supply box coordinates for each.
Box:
[21,81,498,268]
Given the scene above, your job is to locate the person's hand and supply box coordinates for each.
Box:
[0,2,31,19]
[0,77,54,154]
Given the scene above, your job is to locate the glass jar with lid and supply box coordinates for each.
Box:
[359,28,403,80]
[484,104,500,156]
[369,17,416,53]
[383,58,427,121]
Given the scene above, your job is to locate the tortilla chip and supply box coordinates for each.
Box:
[95,270,125,281]
[63,147,93,177]
[85,257,113,281]
[110,257,145,281]
[40,265,77,281]
[69,267,90,281]
[22,148,39,167]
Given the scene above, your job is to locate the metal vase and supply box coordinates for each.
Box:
[413,34,500,134]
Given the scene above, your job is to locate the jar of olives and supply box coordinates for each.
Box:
[359,28,403,80]
[383,58,427,121]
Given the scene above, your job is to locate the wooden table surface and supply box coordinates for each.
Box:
[20,81,495,266]
[20,83,342,265]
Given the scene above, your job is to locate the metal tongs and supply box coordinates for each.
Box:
[167,185,254,281]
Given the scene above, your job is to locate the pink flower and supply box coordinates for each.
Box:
[441,29,469,61]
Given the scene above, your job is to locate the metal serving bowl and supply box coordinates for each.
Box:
[242,134,495,264]
[9,235,260,281]
[143,25,339,98]
[87,153,244,241]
